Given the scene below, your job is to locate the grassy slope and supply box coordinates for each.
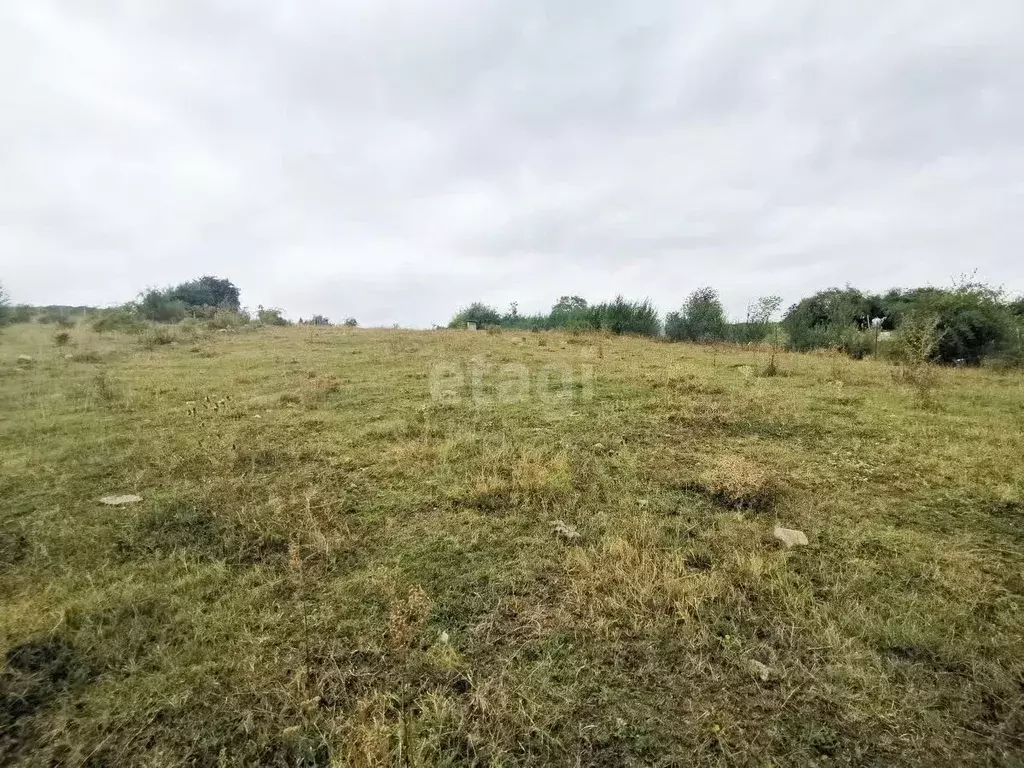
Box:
[1,323,1022,766]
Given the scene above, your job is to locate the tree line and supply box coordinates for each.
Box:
[3,275,1022,366]
[449,281,1024,366]
[0,276,355,331]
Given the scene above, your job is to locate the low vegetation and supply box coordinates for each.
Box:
[449,280,1023,368]
[1,321,1021,765]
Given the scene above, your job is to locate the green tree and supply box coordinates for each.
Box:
[138,289,187,323]
[448,302,502,328]
[666,287,727,342]
[782,287,877,352]
[168,276,241,311]
[909,282,1010,364]
[256,306,290,326]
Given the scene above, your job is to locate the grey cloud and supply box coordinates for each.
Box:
[1,1,1022,328]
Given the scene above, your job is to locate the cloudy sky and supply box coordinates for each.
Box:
[2,1,1022,326]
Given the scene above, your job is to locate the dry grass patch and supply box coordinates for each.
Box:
[690,454,783,511]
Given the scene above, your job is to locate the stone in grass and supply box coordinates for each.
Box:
[16,355,34,366]
[551,520,581,542]
[773,526,808,548]
[747,659,773,682]
[99,494,143,506]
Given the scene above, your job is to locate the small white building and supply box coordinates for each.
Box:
[466,322,477,331]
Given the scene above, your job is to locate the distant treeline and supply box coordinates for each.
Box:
[3,275,1022,366]
[0,276,351,331]
[450,282,1024,366]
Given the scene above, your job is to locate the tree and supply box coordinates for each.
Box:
[908,282,1010,364]
[343,317,358,327]
[448,302,502,328]
[748,295,783,326]
[552,295,588,313]
[591,296,661,337]
[782,287,876,352]
[168,276,241,311]
[548,295,590,329]
[0,282,8,327]
[138,289,187,322]
[256,305,289,326]
[666,287,727,342]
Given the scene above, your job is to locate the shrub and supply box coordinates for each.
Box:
[8,305,35,324]
[783,287,885,355]
[547,296,590,330]
[907,282,1011,365]
[166,276,241,311]
[666,287,727,342]
[256,306,289,326]
[343,317,357,327]
[206,309,250,330]
[449,302,502,328]
[733,295,783,344]
[140,327,176,349]
[590,296,661,337]
[54,331,72,347]
[92,306,145,333]
[892,312,942,407]
[138,289,187,323]
[1009,296,1024,319]
[988,320,1024,369]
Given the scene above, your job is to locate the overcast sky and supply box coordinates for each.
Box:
[1,2,1022,326]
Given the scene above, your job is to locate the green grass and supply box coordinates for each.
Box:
[1,322,1022,766]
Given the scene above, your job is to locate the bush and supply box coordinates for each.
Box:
[167,276,241,311]
[666,287,726,342]
[590,296,661,337]
[891,311,943,406]
[140,327,176,349]
[206,309,250,330]
[256,306,289,326]
[989,320,1024,369]
[783,287,885,355]
[138,289,187,323]
[54,331,72,347]
[449,302,502,328]
[8,305,35,324]
[92,306,145,333]
[343,317,357,327]
[908,282,1011,365]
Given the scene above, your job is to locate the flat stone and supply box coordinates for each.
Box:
[747,659,773,682]
[551,520,581,542]
[16,355,34,365]
[99,494,143,506]
[773,526,808,548]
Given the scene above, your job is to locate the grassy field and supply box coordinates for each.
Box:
[1,322,1022,766]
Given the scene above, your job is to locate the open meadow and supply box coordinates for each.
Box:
[1,322,1022,766]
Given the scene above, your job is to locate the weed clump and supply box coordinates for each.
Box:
[691,455,782,512]
[139,327,176,349]
[891,312,943,408]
